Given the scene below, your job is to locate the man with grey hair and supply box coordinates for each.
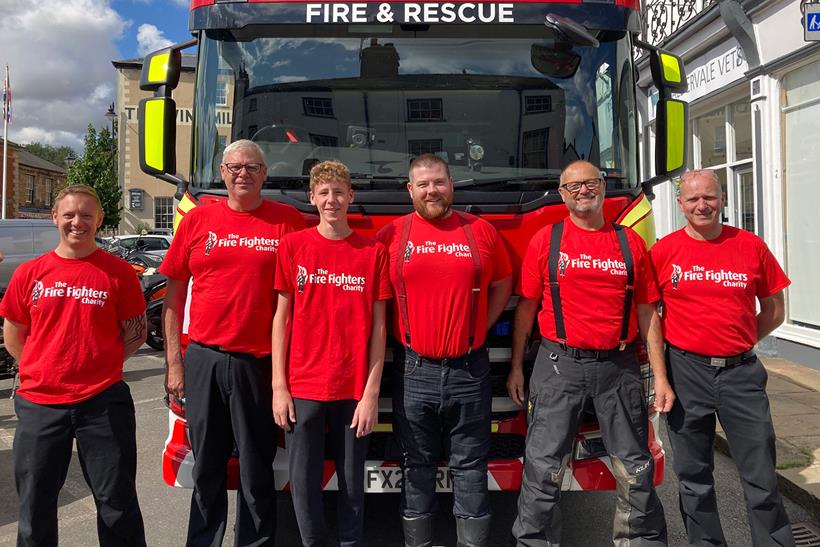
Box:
[651,168,794,546]
[161,139,305,546]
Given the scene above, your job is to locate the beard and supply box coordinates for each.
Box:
[412,195,452,220]
[566,192,604,215]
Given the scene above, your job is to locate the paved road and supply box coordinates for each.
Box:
[0,349,816,546]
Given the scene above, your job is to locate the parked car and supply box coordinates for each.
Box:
[0,219,60,288]
[109,234,173,257]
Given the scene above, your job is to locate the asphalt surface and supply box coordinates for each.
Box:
[0,348,816,546]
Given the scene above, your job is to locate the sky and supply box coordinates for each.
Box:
[0,0,193,152]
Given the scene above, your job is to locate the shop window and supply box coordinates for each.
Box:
[155,197,174,230]
[698,108,726,167]
[731,100,752,161]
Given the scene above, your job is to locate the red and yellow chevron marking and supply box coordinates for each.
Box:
[173,192,199,233]
[616,193,656,249]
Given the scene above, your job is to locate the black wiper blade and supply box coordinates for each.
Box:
[453,173,561,189]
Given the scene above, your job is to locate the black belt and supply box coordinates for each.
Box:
[404,345,483,366]
[669,344,756,368]
[541,338,634,361]
[190,340,271,359]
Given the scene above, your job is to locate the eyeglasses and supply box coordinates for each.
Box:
[223,163,264,175]
[559,178,603,194]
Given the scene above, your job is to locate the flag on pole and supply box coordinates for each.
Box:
[2,66,11,124]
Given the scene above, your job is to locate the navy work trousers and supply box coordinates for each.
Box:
[14,381,146,547]
[513,341,667,547]
[666,346,794,547]
[286,398,369,547]
[392,346,492,519]
[184,342,277,547]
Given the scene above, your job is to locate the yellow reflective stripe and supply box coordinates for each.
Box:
[177,193,197,214]
[619,194,656,248]
[666,100,686,172]
[147,53,170,84]
[144,100,166,171]
[660,53,682,84]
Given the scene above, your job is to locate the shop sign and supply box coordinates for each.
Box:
[675,39,749,103]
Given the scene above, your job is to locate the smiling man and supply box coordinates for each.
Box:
[1,184,147,547]
[509,160,670,546]
[376,154,512,547]
[651,169,794,546]
[160,140,305,546]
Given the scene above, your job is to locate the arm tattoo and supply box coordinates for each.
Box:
[121,314,147,346]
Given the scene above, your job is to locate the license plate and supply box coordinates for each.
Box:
[364,466,453,493]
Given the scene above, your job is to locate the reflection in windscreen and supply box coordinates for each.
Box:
[194,32,636,189]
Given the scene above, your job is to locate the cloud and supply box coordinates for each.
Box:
[0,0,126,151]
[136,23,173,56]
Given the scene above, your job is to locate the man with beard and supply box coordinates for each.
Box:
[376,154,512,547]
[508,160,672,546]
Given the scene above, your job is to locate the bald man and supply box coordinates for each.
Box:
[651,169,794,546]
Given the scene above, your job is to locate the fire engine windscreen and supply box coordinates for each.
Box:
[192,26,638,193]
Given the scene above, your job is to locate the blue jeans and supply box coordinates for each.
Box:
[392,346,492,519]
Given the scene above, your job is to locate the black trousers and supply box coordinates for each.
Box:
[286,398,369,547]
[184,342,277,547]
[14,381,146,547]
[513,341,667,547]
[666,346,794,547]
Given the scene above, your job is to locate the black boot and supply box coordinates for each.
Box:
[456,515,492,547]
[402,515,434,547]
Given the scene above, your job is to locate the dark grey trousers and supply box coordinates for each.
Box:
[184,342,277,547]
[286,398,369,547]
[512,341,667,547]
[666,346,794,547]
[14,381,146,547]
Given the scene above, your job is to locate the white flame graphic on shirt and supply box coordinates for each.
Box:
[558,252,569,276]
[204,231,217,256]
[31,280,44,307]
[671,264,682,290]
[404,241,414,263]
[296,265,308,294]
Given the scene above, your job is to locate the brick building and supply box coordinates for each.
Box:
[0,139,66,219]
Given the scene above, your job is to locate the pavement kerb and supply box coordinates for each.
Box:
[712,357,820,524]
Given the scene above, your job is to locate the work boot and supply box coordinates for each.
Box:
[402,515,434,547]
[456,514,492,547]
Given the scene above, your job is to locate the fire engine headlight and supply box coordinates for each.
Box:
[469,144,484,161]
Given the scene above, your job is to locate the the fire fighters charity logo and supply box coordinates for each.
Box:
[558,252,569,276]
[204,231,217,256]
[296,265,308,294]
[671,264,682,290]
[31,280,44,307]
[403,241,414,263]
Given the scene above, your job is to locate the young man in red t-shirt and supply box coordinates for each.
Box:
[508,160,671,546]
[376,154,512,547]
[272,160,390,546]
[160,140,305,546]
[1,185,147,546]
[651,169,794,546]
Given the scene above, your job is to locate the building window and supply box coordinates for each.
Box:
[154,197,174,230]
[303,97,334,118]
[248,125,258,138]
[216,79,228,106]
[26,175,35,204]
[248,98,257,112]
[522,128,548,168]
[45,179,53,207]
[525,95,552,114]
[407,99,443,121]
[408,139,443,157]
[218,135,228,149]
[309,134,338,147]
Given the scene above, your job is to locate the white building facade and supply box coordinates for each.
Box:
[638,0,820,355]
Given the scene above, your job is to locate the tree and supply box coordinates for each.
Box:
[23,142,77,169]
[67,124,121,229]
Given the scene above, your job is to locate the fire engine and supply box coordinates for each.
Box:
[138,0,689,493]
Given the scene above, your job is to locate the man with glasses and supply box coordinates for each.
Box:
[651,169,793,545]
[160,140,305,546]
[508,160,672,546]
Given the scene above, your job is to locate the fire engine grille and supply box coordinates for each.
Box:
[362,432,525,461]
[793,522,820,547]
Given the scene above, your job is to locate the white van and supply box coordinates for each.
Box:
[0,219,60,288]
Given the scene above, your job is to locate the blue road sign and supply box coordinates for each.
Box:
[807,6,820,41]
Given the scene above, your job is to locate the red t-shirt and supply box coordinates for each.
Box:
[160,200,305,357]
[650,225,790,356]
[519,220,658,350]
[275,228,391,401]
[376,212,512,359]
[0,250,146,405]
